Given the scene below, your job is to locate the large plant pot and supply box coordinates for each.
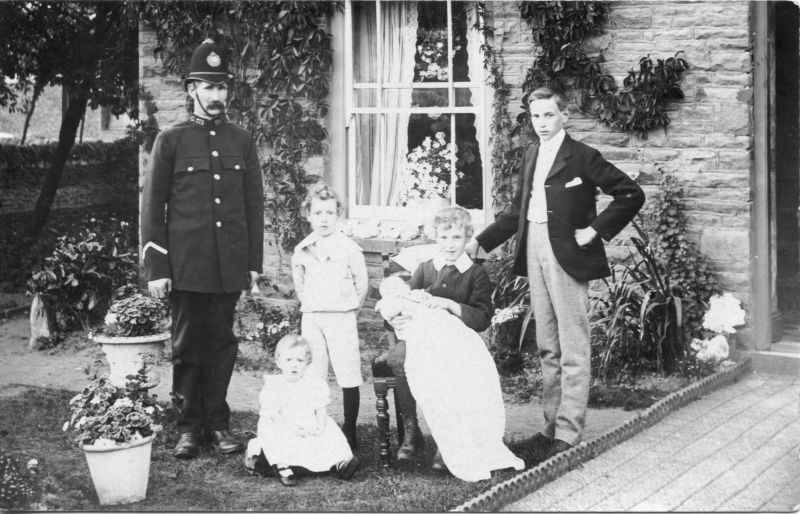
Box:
[81,435,154,505]
[90,333,169,388]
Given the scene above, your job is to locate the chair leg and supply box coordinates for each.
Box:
[392,386,404,446]
[374,380,391,468]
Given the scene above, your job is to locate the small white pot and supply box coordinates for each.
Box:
[90,333,170,388]
[81,435,154,505]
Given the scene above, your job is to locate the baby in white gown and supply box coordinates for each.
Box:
[376,276,524,482]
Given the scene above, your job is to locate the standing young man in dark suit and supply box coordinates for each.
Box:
[465,87,644,465]
[141,39,264,459]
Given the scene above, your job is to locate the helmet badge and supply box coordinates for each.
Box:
[206,51,222,68]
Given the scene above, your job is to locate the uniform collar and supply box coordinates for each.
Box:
[432,253,473,273]
[539,129,566,152]
[189,114,225,127]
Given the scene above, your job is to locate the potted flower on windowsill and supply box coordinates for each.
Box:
[89,293,171,388]
[63,365,163,505]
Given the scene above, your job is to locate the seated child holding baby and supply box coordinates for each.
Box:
[377,206,523,482]
[244,334,360,486]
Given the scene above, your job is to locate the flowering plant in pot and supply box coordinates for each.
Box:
[98,292,171,337]
[63,365,163,505]
[397,132,457,206]
[690,292,746,366]
[90,292,171,388]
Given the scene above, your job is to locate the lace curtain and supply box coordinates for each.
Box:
[353,2,418,206]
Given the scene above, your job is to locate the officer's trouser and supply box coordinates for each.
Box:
[168,290,241,435]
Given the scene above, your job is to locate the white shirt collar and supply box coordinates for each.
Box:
[539,129,566,152]
[432,252,473,273]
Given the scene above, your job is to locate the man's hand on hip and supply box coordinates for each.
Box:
[465,238,481,259]
[148,278,172,299]
[574,226,598,248]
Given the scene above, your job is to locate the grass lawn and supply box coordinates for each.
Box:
[1,388,519,511]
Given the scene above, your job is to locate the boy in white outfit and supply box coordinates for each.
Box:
[292,183,368,450]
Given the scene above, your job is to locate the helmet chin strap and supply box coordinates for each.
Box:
[193,88,225,120]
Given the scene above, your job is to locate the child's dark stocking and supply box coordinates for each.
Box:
[342,386,360,450]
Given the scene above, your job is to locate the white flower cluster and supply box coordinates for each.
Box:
[416,29,462,81]
[702,293,746,335]
[691,334,729,364]
[491,304,527,326]
[397,132,454,206]
[103,312,118,326]
[691,292,746,366]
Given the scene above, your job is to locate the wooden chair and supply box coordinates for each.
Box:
[370,250,410,468]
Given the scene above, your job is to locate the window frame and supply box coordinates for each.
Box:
[340,0,492,229]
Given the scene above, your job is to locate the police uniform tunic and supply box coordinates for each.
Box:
[141,114,264,434]
[141,114,264,293]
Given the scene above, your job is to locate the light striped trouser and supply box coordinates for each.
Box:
[526,222,591,445]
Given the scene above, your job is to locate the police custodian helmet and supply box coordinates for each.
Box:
[183,39,234,89]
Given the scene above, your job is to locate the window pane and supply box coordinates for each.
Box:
[411,87,449,108]
[352,1,377,84]
[454,113,483,209]
[455,87,473,107]
[354,88,377,108]
[415,2,449,83]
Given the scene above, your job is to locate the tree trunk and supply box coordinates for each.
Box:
[23,89,90,246]
[22,4,110,247]
[20,91,39,145]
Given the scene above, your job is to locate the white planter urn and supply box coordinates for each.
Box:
[81,435,154,505]
[89,332,170,388]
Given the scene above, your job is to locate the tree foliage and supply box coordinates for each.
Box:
[0,1,139,247]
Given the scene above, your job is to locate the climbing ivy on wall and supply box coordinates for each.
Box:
[138,1,335,250]
[476,1,690,216]
[519,1,689,138]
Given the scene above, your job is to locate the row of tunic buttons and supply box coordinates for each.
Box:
[212,131,220,227]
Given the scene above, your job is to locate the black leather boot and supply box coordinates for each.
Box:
[394,376,424,462]
[396,414,424,462]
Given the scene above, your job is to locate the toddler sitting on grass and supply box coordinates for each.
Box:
[244,334,360,486]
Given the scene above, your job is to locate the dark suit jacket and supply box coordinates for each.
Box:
[476,133,645,282]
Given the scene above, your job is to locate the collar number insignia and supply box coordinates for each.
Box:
[206,51,221,68]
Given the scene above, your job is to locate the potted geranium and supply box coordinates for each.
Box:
[89,293,171,388]
[63,366,163,505]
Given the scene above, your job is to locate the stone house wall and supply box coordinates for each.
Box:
[491,1,752,309]
[138,1,755,312]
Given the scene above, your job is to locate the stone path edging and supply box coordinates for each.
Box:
[451,358,754,512]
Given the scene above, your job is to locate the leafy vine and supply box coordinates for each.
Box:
[519,1,689,139]
[138,1,335,250]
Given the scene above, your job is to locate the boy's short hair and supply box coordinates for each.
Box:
[430,206,474,239]
[529,86,568,112]
[301,182,342,215]
[275,334,312,363]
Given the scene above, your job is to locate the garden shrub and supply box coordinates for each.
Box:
[639,169,720,338]
[591,171,722,383]
[234,295,301,353]
[484,247,534,375]
[26,215,139,333]
[1,204,138,290]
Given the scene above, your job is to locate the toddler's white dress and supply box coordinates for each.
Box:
[389,302,524,481]
[245,374,352,472]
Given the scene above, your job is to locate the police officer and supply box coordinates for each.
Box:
[141,39,264,459]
